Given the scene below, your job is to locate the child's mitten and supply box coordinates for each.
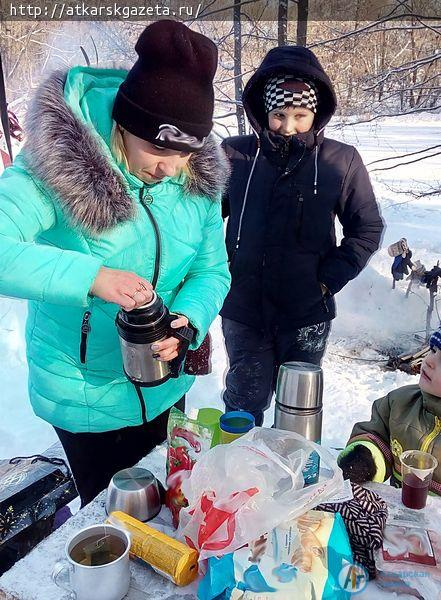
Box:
[338,444,377,483]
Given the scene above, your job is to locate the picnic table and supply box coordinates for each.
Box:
[0,445,192,600]
[0,445,439,600]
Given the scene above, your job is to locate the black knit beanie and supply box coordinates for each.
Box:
[112,20,217,152]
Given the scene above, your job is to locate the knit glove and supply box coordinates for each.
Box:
[338,444,377,484]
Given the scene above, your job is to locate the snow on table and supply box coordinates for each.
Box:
[0,445,198,600]
[1,445,440,600]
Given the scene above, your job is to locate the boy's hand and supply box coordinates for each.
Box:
[338,444,377,483]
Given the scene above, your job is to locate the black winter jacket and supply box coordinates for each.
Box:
[220,46,384,331]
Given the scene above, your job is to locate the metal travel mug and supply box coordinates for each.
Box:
[51,524,131,600]
[274,362,323,484]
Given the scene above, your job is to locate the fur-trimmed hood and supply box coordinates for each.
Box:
[23,69,230,234]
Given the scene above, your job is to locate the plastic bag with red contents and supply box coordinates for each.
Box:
[165,407,217,528]
[178,427,344,560]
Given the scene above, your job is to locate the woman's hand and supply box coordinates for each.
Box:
[151,315,189,361]
[90,266,153,310]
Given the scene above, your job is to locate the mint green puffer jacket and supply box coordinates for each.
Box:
[0,66,231,432]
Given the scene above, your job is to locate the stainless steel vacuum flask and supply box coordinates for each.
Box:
[115,292,194,387]
[274,361,323,439]
[274,362,323,484]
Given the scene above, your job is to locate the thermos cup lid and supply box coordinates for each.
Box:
[111,467,156,490]
[106,467,161,522]
[275,361,323,410]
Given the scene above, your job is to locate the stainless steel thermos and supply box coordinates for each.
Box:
[274,361,323,484]
[115,292,194,387]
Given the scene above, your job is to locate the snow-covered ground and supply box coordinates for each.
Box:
[0,117,440,458]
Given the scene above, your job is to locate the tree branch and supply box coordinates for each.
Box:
[382,180,441,201]
[363,53,440,91]
[331,104,441,128]
[367,145,441,166]
[308,13,440,49]
[369,151,441,172]
[214,112,238,119]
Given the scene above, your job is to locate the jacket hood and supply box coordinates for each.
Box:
[243,46,337,134]
[23,67,230,234]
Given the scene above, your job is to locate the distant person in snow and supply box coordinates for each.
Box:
[0,20,230,505]
[221,46,384,426]
[339,327,441,496]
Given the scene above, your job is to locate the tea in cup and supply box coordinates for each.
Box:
[52,524,130,600]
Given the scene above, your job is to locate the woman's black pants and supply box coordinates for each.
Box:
[54,397,185,507]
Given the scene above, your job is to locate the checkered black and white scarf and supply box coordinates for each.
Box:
[264,75,318,114]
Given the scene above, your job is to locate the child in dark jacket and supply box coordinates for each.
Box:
[221,46,384,425]
[339,327,441,495]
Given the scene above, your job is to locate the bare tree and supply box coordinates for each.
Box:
[297,0,309,46]
[233,0,246,134]
[1,1,439,155]
[278,0,288,46]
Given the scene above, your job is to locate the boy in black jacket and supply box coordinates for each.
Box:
[221,46,384,426]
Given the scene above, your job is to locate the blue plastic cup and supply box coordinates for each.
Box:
[219,411,255,444]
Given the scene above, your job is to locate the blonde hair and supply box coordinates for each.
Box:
[110,121,192,181]
[110,122,129,171]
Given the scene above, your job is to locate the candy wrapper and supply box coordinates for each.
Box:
[198,510,353,600]
[165,407,218,528]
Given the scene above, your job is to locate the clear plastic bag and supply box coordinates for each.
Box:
[178,427,344,560]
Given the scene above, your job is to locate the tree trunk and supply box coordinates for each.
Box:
[233,0,246,135]
[409,17,417,109]
[426,286,436,341]
[378,27,386,102]
[278,0,288,46]
[296,0,309,47]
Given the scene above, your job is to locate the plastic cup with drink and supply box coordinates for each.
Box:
[400,450,438,510]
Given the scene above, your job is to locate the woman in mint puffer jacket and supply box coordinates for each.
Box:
[0,21,230,505]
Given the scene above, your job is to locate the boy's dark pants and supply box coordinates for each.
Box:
[222,318,331,426]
